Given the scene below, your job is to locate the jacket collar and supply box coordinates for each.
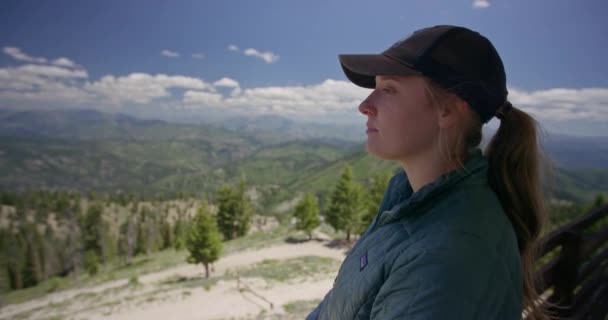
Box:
[377,148,488,228]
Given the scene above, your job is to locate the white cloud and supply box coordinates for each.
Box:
[213,77,240,88]
[3,47,47,63]
[213,77,241,97]
[243,48,279,64]
[161,49,180,58]
[183,90,224,107]
[0,64,88,94]
[3,47,81,69]
[182,79,369,117]
[0,81,94,105]
[0,68,42,90]
[17,64,88,78]
[1,47,606,130]
[180,80,608,123]
[84,73,213,105]
[52,57,78,68]
[0,64,92,105]
[472,0,490,9]
[192,53,205,59]
[228,45,279,64]
[230,87,242,97]
[509,87,608,121]
[229,79,367,114]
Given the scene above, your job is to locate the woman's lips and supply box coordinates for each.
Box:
[366,121,378,133]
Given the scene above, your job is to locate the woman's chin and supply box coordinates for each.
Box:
[365,143,384,158]
[366,143,405,161]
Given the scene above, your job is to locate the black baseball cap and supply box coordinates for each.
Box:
[339,25,508,123]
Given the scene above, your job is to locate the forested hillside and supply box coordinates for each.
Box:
[0,110,606,310]
[1,109,606,205]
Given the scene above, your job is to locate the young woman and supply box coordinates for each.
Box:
[306,25,548,319]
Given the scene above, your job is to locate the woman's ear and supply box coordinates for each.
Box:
[436,95,469,129]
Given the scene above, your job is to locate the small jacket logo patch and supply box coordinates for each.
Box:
[360,252,368,271]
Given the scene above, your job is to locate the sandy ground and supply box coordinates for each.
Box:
[89,277,335,320]
[0,238,348,320]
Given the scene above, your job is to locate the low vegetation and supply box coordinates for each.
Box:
[224,256,341,283]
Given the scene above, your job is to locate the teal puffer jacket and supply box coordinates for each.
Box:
[306,149,523,319]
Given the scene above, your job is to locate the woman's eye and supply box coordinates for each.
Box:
[382,87,394,93]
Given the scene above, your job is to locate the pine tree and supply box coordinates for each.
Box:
[81,202,103,258]
[147,206,163,254]
[293,193,321,240]
[83,250,99,275]
[6,229,26,290]
[0,229,11,294]
[100,223,115,264]
[120,214,142,264]
[21,224,44,287]
[326,164,366,241]
[161,219,173,250]
[236,180,253,236]
[216,182,252,240]
[590,194,605,210]
[186,201,222,278]
[42,226,60,281]
[359,172,391,235]
[136,207,149,256]
[173,216,188,250]
[65,223,83,278]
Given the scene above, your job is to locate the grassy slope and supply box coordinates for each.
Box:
[1,109,606,203]
[2,136,607,204]
[285,149,608,205]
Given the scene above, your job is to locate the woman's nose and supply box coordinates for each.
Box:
[358,96,376,116]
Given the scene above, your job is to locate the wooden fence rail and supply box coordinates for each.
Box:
[530,204,608,319]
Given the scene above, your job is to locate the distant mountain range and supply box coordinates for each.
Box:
[0,109,606,204]
[219,114,364,147]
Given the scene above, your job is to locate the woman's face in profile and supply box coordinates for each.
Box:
[359,75,440,161]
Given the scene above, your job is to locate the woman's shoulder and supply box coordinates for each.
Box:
[398,182,520,268]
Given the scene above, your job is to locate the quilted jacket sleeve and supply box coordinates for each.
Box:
[370,236,498,320]
[305,288,331,320]
[305,304,320,320]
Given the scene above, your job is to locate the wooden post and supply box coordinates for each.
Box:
[552,230,582,317]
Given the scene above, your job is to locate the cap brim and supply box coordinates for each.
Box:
[338,54,420,89]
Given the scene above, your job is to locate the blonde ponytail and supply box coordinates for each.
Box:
[486,106,550,320]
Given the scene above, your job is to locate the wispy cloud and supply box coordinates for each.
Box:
[52,57,78,68]
[183,79,368,118]
[227,45,279,64]
[161,49,180,58]
[213,77,241,96]
[472,0,490,9]
[192,53,205,59]
[0,63,92,105]
[3,46,47,63]
[243,48,279,64]
[213,77,240,88]
[183,90,224,106]
[1,49,606,129]
[509,87,608,121]
[15,64,88,79]
[3,47,81,69]
[85,73,213,105]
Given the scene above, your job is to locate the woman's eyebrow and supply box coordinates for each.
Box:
[376,78,400,87]
[376,76,400,84]
[378,76,399,81]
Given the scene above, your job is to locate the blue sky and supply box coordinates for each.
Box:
[1,0,607,135]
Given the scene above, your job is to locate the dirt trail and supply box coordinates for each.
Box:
[0,239,347,320]
[88,277,335,320]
